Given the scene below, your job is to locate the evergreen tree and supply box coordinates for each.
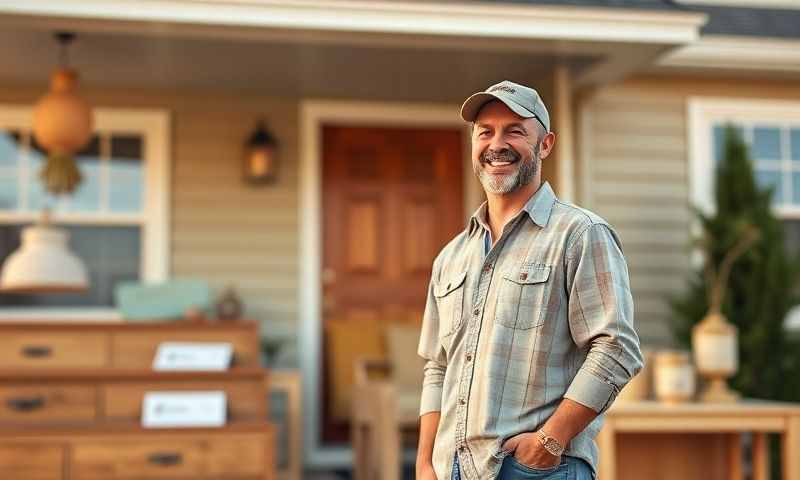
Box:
[669,125,800,402]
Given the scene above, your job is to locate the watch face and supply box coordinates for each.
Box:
[544,438,562,455]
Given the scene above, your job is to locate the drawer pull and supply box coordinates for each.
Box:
[6,395,46,411]
[147,452,183,466]
[21,345,53,358]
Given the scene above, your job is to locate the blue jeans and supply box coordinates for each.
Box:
[452,454,592,480]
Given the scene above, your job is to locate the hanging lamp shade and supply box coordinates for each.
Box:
[0,211,88,294]
[32,32,92,195]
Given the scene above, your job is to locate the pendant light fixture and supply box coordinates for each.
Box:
[33,31,93,195]
[0,210,89,294]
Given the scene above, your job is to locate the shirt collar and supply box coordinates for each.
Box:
[469,181,557,234]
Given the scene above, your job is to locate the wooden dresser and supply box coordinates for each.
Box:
[0,320,275,480]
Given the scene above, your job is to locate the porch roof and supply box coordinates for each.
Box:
[493,0,800,40]
[0,0,707,90]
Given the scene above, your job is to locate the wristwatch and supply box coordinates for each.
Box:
[536,430,565,457]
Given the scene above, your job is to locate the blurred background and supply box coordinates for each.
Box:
[0,1,799,479]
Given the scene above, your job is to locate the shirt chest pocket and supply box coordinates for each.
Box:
[433,270,467,339]
[496,263,552,329]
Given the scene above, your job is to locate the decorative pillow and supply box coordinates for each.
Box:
[325,318,385,421]
[385,322,425,394]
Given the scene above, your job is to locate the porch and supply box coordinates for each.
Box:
[0,1,709,476]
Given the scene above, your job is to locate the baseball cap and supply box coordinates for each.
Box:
[460,80,550,132]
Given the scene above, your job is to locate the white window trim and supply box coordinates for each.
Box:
[0,105,171,321]
[688,97,800,219]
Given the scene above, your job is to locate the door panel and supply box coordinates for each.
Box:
[321,125,464,443]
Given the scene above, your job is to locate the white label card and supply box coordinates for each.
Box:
[152,342,233,371]
[142,391,227,428]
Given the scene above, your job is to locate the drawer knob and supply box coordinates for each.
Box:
[7,395,46,411]
[147,452,183,466]
[21,345,53,358]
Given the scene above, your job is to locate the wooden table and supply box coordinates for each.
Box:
[598,400,800,480]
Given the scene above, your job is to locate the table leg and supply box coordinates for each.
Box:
[752,433,769,480]
[785,416,800,480]
[597,420,616,480]
[728,433,743,480]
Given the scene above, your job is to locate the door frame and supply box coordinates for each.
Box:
[298,99,476,468]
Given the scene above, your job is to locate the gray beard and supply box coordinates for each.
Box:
[475,145,540,195]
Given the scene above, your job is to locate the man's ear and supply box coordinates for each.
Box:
[538,132,556,160]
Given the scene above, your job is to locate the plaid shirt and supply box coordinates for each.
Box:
[418,182,643,480]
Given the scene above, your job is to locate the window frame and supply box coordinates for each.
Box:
[688,97,800,219]
[0,105,171,320]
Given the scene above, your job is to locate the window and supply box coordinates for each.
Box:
[711,124,800,209]
[0,106,170,319]
[689,98,800,256]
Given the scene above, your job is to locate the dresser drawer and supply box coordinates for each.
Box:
[71,434,267,479]
[110,331,260,368]
[0,443,64,480]
[72,438,205,479]
[0,385,97,424]
[205,433,268,477]
[0,333,108,369]
[102,379,265,422]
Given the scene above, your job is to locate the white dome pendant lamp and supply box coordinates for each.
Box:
[0,210,89,294]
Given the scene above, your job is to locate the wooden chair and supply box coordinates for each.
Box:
[351,323,424,480]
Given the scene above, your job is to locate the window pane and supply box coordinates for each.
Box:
[0,176,18,209]
[784,220,800,257]
[109,136,143,213]
[791,128,800,163]
[27,137,60,211]
[752,126,782,161]
[66,136,101,213]
[0,130,21,169]
[794,173,800,205]
[755,169,784,204]
[0,224,141,307]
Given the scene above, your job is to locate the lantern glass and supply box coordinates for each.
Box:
[244,122,278,184]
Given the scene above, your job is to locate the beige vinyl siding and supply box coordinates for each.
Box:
[581,74,800,347]
[0,85,299,352]
[169,102,298,334]
[581,89,690,346]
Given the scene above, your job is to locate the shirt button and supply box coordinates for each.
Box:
[483,264,492,273]
[473,308,480,316]
[466,354,472,362]
[459,398,466,405]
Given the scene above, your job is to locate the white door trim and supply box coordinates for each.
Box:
[298,99,473,468]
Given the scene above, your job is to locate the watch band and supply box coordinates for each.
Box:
[536,429,565,457]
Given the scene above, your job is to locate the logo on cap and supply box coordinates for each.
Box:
[489,85,516,94]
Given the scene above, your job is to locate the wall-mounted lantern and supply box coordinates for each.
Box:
[244,119,278,184]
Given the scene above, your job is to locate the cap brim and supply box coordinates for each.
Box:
[460,92,535,122]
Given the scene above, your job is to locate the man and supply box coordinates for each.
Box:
[415,81,643,480]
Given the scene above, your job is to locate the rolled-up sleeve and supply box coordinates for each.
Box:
[418,263,447,416]
[563,223,643,414]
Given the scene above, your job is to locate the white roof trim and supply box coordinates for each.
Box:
[660,35,800,72]
[677,0,800,9]
[0,0,706,44]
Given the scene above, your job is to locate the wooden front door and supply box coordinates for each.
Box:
[321,125,464,443]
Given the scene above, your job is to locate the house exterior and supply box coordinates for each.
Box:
[0,0,798,472]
